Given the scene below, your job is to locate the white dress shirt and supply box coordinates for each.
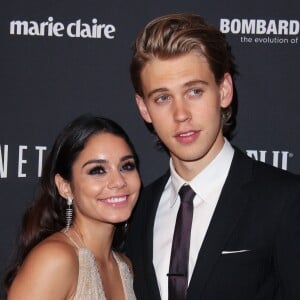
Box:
[153,139,234,300]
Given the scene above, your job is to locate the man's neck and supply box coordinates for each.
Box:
[171,137,226,181]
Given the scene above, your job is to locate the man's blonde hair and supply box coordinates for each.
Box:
[130,13,237,136]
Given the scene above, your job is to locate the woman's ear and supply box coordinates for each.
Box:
[54,173,72,199]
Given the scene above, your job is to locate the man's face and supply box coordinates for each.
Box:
[136,52,233,178]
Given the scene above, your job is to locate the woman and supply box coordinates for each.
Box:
[5,114,141,299]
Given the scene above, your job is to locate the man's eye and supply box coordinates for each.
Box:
[121,161,136,172]
[88,166,106,175]
[190,88,202,96]
[155,95,170,103]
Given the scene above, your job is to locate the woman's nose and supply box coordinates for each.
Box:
[107,171,127,189]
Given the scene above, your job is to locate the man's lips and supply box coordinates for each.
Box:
[174,130,200,143]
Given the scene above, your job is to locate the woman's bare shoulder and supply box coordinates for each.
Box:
[7,232,78,300]
[28,232,78,268]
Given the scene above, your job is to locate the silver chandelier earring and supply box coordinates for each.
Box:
[65,196,73,230]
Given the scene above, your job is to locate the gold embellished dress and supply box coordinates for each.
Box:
[63,230,136,300]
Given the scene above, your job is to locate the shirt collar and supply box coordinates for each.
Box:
[169,138,234,206]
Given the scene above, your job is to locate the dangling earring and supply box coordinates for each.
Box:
[65,196,73,230]
[124,222,128,230]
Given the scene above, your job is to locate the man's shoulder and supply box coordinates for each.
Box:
[233,146,300,185]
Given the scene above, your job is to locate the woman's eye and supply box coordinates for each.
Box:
[88,166,106,175]
[121,161,136,172]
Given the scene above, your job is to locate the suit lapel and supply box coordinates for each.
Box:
[144,172,170,299]
[187,149,254,298]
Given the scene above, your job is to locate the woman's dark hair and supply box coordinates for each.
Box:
[4,114,139,290]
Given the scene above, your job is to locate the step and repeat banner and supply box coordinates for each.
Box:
[0,0,299,295]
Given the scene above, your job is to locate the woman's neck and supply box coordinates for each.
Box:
[71,221,115,261]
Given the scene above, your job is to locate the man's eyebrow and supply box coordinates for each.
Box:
[183,80,209,87]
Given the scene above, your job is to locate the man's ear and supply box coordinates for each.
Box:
[220,73,233,108]
[135,94,152,123]
[54,173,72,199]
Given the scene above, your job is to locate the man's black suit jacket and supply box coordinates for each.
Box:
[126,148,300,299]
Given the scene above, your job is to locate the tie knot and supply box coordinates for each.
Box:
[179,184,195,203]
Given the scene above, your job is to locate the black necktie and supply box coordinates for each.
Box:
[168,184,195,300]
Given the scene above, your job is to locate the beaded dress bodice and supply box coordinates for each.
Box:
[63,230,136,300]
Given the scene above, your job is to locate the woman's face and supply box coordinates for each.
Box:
[67,132,141,226]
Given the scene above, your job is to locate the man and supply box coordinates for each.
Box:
[126,13,300,299]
